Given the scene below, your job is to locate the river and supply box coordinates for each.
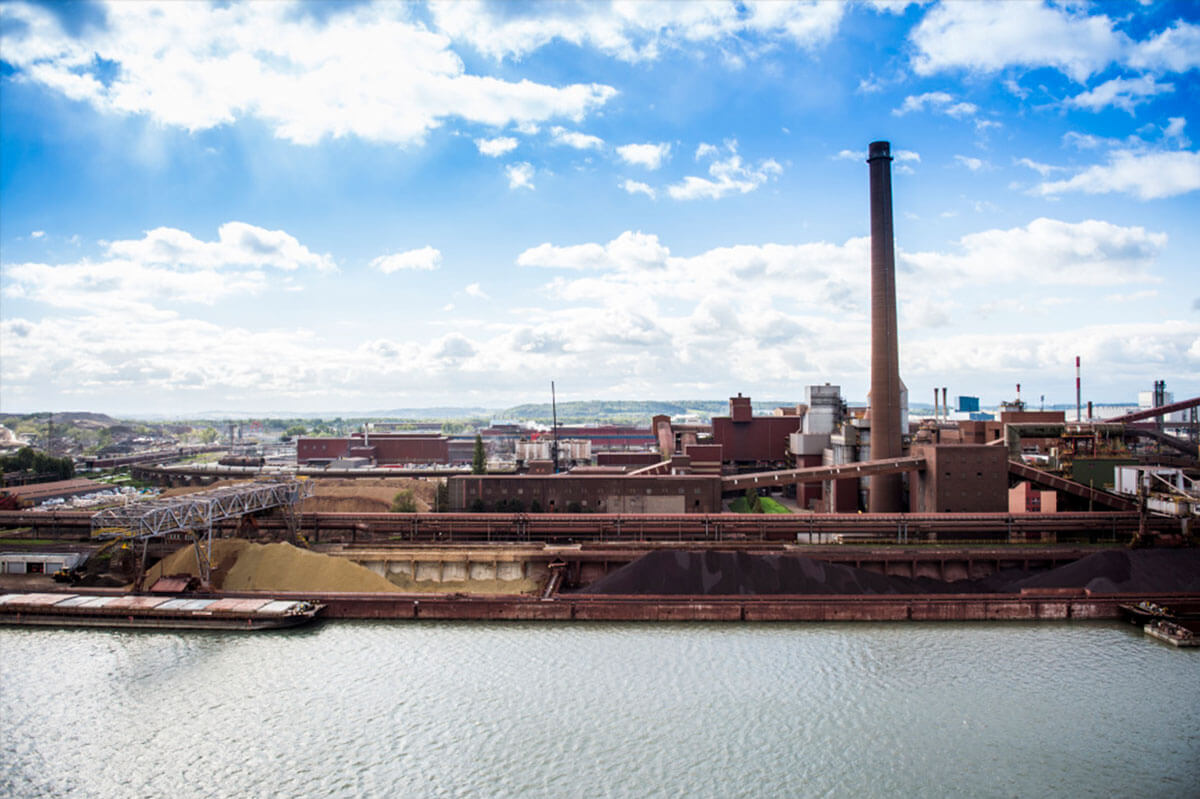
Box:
[1,620,1196,798]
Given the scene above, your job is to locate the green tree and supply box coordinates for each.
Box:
[285,424,307,437]
[435,481,450,513]
[744,488,762,514]
[198,427,218,444]
[472,434,487,474]
[390,489,417,513]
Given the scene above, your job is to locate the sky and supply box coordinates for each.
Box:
[1,0,1198,416]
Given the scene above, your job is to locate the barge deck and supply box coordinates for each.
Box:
[0,593,324,630]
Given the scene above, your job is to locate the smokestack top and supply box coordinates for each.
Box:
[868,141,892,161]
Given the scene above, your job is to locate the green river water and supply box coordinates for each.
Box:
[1,620,1197,798]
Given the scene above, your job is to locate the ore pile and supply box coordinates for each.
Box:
[143,539,401,593]
[575,549,1200,596]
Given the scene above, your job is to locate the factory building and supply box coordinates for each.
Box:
[448,474,724,513]
[297,433,450,466]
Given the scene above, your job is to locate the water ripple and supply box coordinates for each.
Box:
[2,621,1197,798]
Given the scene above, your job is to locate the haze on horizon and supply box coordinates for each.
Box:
[2,1,1198,417]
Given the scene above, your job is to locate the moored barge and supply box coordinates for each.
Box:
[0,593,324,630]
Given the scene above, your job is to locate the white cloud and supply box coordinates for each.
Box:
[1066,76,1173,114]
[475,136,519,157]
[616,142,672,170]
[506,162,536,190]
[911,4,1200,83]
[910,2,1124,82]
[465,282,489,299]
[0,2,616,146]
[1014,157,1066,177]
[1127,20,1200,72]
[893,91,977,118]
[1163,117,1189,147]
[2,222,333,311]
[549,126,605,150]
[954,155,985,171]
[369,246,442,274]
[30,230,45,239]
[667,141,782,200]
[1034,150,1200,200]
[620,179,657,199]
[905,218,1167,286]
[429,1,845,63]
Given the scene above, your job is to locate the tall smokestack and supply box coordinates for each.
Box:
[942,387,948,422]
[868,141,902,512]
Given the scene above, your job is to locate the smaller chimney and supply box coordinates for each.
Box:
[933,388,939,422]
[1076,356,1082,422]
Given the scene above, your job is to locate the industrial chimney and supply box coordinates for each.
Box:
[868,141,903,512]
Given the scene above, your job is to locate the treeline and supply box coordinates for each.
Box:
[0,447,75,482]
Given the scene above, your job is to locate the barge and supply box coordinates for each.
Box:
[1144,619,1198,647]
[0,593,324,630]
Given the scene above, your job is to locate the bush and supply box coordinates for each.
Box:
[469,498,485,513]
[529,499,542,513]
[390,489,417,513]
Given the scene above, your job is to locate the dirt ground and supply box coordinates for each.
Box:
[158,477,441,513]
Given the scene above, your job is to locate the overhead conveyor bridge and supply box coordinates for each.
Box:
[89,478,313,587]
[721,456,926,491]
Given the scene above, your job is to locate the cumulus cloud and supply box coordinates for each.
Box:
[893,91,977,118]
[1162,117,1189,147]
[1034,150,1200,200]
[954,155,985,171]
[506,162,535,190]
[616,142,672,170]
[549,126,605,150]
[911,3,1200,82]
[30,231,45,239]
[475,136,519,157]
[465,282,489,299]
[1066,76,1173,114]
[428,1,845,63]
[2,222,334,312]
[369,246,442,274]
[904,218,1167,286]
[910,2,1124,81]
[620,179,656,199]
[0,2,615,146]
[667,141,781,200]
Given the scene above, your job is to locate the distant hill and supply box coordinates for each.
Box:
[500,400,802,424]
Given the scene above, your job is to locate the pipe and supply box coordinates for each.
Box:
[867,141,902,512]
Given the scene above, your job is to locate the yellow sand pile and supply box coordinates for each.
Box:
[301,477,440,513]
[144,539,401,593]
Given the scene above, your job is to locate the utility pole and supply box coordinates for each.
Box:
[551,380,560,474]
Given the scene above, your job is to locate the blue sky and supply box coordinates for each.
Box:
[1,0,1198,415]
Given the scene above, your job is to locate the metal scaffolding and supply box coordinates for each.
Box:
[90,478,313,586]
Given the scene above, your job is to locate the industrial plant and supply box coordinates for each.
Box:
[2,142,1198,629]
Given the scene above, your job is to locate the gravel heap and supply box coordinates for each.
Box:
[575,549,1200,596]
[144,539,401,593]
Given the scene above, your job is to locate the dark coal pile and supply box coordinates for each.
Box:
[575,549,1200,596]
[1006,549,1200,594]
